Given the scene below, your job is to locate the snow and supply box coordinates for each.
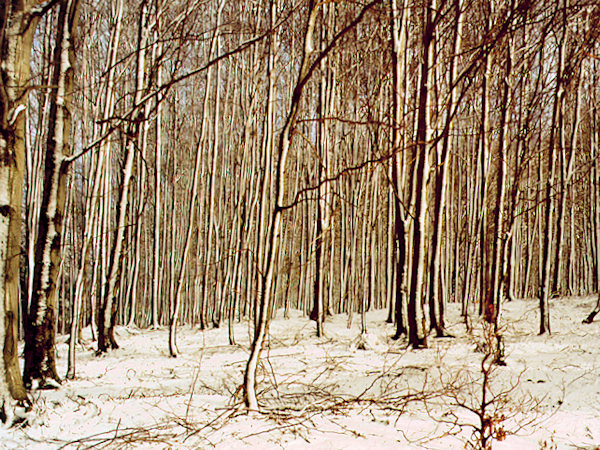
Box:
[3,296,600,449]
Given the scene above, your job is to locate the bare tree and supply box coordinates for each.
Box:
[0,0,43,418]
[97,0,151,353]
[24,0,80,388]
[243,0,383,411]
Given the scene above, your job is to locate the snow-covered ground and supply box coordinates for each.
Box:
[3,296,600,449]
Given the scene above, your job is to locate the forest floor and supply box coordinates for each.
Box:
[2,296,600,449]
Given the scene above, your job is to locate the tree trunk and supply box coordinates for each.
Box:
[24,0,80,388]
[428,0,462,337]
[406,0,434,349]
[169,0,224,356]
[243,0,382,410]
[152,37,163,330]
[389,0,408,339]
[0,0,42,413]
[97,0,149,353]
[539,4,567,335]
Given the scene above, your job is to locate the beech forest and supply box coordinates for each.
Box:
[3,0,600,448]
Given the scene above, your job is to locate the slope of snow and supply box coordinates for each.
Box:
[2,296,600,449]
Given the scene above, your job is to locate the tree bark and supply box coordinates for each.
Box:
[406,0,434,349]
[539,2,567,335]
[24,0,80,388]
[169,0,224,356]
[0,0,41,412]
[389,0,408,340]
[97,0,149,352]
[428,0,462,337]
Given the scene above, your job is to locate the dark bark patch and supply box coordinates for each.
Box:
[0,204,13,217]
[50,233,61,252]
[3,311,15,359]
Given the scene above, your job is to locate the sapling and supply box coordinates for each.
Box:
[436,322,538,449]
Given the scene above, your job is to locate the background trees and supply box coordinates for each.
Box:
[3,0,600,418]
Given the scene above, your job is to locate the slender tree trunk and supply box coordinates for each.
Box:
[428,0,462,337]
[389,0,408,339]
[169,0,223,356]
[478,9,492,320]
[243,0,382,410]
[24,0,80,388]
[201,2,225,330]
[310,16,334,334]
[539,5,567,335]
[66,142,103,379]
[554,69,579,296]
[152,38,163,330]
[97,0,149,352]
[406,0,434,349]
[489,27,512,334]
